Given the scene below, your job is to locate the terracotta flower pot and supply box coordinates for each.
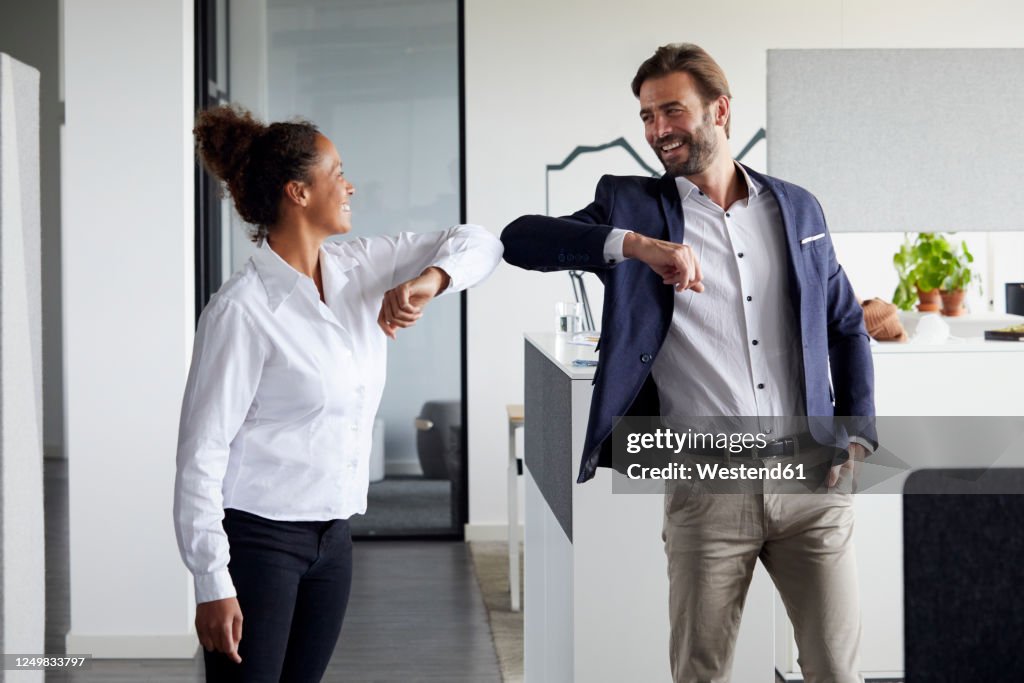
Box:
[916,286,941,312]
[940,289,966,316]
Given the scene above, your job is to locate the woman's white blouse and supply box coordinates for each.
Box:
[173,225,502,603]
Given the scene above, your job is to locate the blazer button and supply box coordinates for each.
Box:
[558,253,566,263]
[640,353,652,363]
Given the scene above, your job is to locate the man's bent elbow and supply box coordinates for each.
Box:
[500,216,541,269]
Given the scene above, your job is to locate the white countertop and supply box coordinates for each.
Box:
[896,310,1024,338]
[525,332,597,380]
[527,329,1024,375]
[872,337,1024,353]
[875,311,1024,353]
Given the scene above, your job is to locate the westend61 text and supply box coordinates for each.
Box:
[626,462,806,481]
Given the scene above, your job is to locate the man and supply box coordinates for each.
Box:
[501,43,875,683]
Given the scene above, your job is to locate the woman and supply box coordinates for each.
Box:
[173,105,502,681]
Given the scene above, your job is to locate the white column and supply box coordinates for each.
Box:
[62,0,196,658]
[1,52,45,679]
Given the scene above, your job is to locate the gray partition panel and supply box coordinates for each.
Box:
[767,49,1024,232]
[524,342,573,542]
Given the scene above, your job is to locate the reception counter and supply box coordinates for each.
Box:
[522,331,1024,682]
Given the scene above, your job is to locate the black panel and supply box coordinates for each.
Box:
[1006,282,1024,316]
[455,0,467,538]
[903,469,1024,682]
[193,0,227,321]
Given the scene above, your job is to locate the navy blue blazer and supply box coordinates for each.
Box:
[502,166,876,483]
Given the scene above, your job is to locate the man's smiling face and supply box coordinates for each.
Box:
[638,71,720,177]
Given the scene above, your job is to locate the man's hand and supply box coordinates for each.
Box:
[195,596,243,664]
[378,267,451,339]
[827,442,868,492]
[623,232,704,293]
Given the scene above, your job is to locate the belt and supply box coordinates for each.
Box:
[685,432,820,460]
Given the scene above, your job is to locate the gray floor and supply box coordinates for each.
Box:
[349,477,453,537]
[43,460,501,682]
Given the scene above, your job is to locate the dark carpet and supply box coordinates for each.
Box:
[349,476,454,537]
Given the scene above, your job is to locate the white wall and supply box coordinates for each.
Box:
[464,0,1024,531]
[63,0,196,657]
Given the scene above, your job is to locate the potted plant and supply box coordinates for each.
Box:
[891,233,978,316]
[892,233,943,312]
[936,239,976,316]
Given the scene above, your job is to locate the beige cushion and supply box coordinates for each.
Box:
[862,298,908,342]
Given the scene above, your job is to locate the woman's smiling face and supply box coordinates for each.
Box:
[304,134,355,235]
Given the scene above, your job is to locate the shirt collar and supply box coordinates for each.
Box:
[252,243,303,312]
[673,161,762,205]
[252,241,363,312]
[735,162,761,201]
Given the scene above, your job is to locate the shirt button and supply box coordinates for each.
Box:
[640,353,652,363]
[752,339,759,346]
[737,252,744,258]
[757,383,765,389]
[746,295,753,302]
[726,212,731,217]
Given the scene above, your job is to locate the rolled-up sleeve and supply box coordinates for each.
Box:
[173,297,267,604]
[373,224,503,293]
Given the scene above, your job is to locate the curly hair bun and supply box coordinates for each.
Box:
[193,105,322,242]
[194,105,265,185]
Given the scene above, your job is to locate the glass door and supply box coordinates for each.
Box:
[197,0,465,537]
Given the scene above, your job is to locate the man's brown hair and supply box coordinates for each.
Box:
[631,43,733,137]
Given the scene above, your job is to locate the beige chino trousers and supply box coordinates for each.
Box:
[662,458,862,683]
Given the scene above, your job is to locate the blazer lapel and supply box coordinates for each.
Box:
[658,174,685,244]
[745,166,803,301]
[652,174,686,328]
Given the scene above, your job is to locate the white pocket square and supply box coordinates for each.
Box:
[800,233,825,245]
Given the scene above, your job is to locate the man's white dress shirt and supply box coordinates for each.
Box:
[174,225,502,603]
[605,165,806,435]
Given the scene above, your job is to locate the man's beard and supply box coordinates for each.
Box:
[655,110,718,177]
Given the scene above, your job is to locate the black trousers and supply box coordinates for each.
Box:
[204,508,353,682]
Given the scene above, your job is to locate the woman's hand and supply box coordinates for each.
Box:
[378,267,451,339]
[195,596,243,664]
